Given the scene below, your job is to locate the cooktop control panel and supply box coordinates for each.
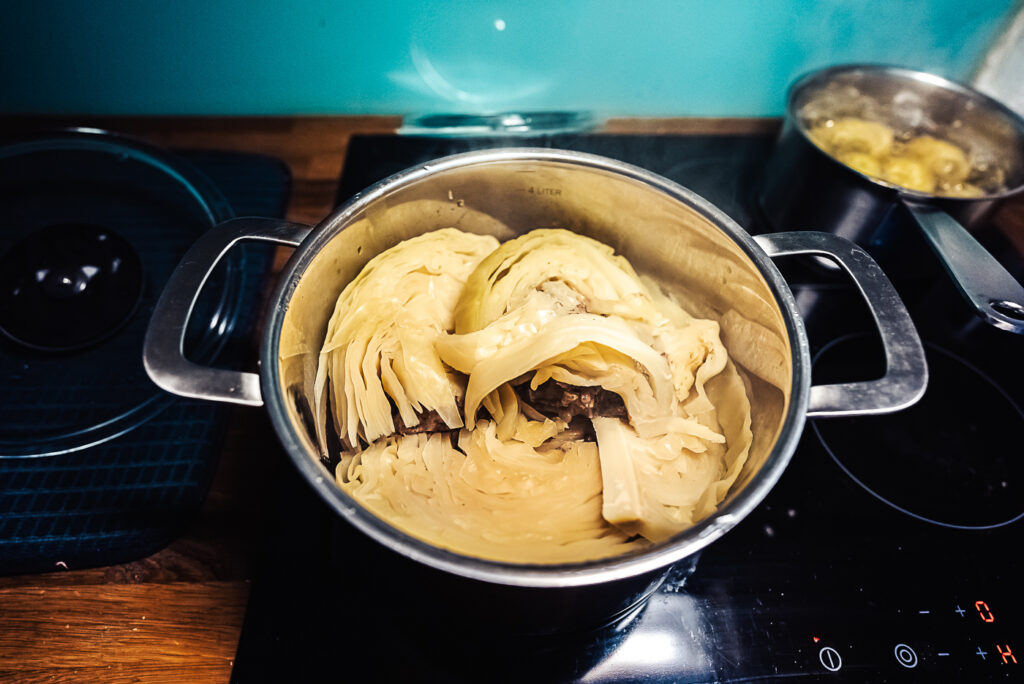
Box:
[578,591,1020,682]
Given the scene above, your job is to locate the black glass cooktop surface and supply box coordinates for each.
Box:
[230,133,1023,683]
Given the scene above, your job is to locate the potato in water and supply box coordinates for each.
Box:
[811,117,894,158]
[882,157,934,194]
[905,136,970,184]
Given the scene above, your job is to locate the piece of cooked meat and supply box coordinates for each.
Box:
[522,380,627,423]
[394,408,453,435]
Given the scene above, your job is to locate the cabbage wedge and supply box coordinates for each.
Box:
[314,228,499,450]
[337,424,645,563]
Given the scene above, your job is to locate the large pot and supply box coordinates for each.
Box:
[143,148,927,634]
[758,64,1024,334]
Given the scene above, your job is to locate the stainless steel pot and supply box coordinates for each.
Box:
[758,64,1024,334]
[143,148,927,633]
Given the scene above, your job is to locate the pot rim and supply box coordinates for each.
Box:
[784,62,1024,202]
[260,147,812,588]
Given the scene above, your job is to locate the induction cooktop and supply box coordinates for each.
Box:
[230,133,1023,683]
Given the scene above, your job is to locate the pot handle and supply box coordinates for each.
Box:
[904,203,1024,334]
[143,217,313,407]
[754,231,928,418]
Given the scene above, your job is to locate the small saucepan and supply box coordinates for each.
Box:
[759,64,1024,334]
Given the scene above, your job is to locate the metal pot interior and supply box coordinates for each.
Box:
[270,150,800,584]
[791,65,1024,196]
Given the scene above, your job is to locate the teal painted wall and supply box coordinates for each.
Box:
[1,1,1017,117]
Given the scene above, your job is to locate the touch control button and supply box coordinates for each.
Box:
[819,646,843,672]
[894,643,918,668]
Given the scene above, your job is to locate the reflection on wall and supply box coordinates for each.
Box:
[0,0,1017,116]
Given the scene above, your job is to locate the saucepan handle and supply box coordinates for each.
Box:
[904,203,1024,334]
[754,231,928,418]
[143,217,312,407]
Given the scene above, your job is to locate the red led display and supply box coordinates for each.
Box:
[996,644,1017,665]
[975,600,995,623]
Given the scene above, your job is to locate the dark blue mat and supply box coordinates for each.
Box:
[0,146,291,575]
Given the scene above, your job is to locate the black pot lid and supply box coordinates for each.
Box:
[0,129,237,458]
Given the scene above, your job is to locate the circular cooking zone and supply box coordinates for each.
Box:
[812,335,1024,529]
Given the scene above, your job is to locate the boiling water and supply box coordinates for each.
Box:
[798,84,1012,197]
